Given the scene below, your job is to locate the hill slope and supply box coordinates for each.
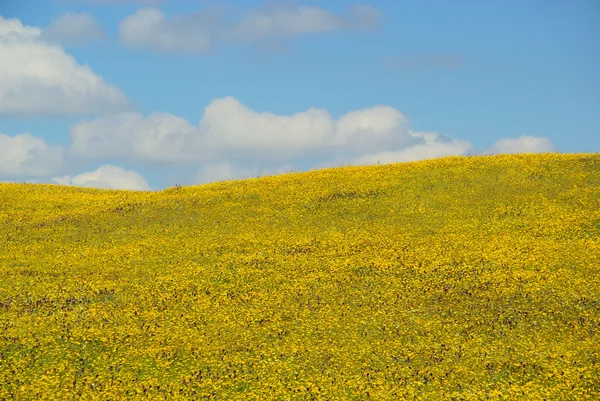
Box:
[1,153,599,400]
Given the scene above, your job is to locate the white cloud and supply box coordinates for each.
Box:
[199,97,336,160]
[0,132,65,178]
[333,106,420,153]
[0,16,130,116]
[69,112,199,164]
[52,165,150,190]
[0,16,40,41]
[67,97,340,164]
[67,96,473,181]
[68,97,424,164]
[119,4,379,53]
[489,135,556,154]
[41,12,105,46]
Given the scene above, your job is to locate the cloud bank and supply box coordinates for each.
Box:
[1,96,558,189]
[66,96,472,169]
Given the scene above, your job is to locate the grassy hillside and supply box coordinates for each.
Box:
[1,153,599,400]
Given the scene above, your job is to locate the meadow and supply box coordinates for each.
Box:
[0,153,599,400]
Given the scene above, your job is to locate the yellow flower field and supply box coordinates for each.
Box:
[1,153,599,400]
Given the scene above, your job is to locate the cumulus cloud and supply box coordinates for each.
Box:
[69,112,199,164]
[41,12,105,46]
[332,106,420,153]
[0,16,130,116]
[0,132,65,179]
[68,97,429,164]
[119,4,379,53]
[67,96,473,184]
[489,135,556,154]
[67,97,340,165]
[199,97,337,160]
[52,165,150,190]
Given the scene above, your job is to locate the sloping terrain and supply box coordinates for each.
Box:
[0,153,599,400]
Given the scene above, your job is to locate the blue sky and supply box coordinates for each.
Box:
[0,0,598,190]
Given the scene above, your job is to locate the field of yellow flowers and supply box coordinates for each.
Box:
[0,153,599,400]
